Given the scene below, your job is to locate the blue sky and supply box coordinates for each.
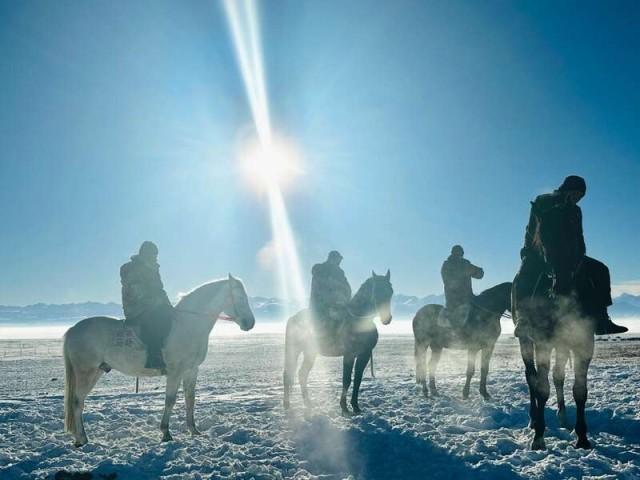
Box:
[0,0,638,305]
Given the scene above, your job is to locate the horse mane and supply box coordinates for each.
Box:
[474,282,512,313]
[348,277,373,315]
[176,278,234,307]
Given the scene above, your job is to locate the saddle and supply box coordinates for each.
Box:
[311,307,348,355]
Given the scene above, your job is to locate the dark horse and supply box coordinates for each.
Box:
[513,271,595,450]
[283,271,393,415]
[412,282,512,399]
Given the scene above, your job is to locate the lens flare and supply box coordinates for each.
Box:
[241,135,304,191]
[224,0,306,307]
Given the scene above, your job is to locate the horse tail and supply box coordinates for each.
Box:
[63,334,76,434]
[370,351,375,378]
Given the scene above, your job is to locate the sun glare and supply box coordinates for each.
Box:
[241,135,303,190]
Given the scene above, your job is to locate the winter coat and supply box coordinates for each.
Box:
[309,261,352,319]
[520,191,586,272]
[120,255,172,321]
[441,256,484,310]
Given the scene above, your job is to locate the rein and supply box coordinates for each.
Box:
[471,291,511,320]
[471,301,508,319]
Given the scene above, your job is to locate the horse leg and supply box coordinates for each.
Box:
[298,351,316,408]
[160,373,182,442]
[530,344,551,450]
[479,344,495,400]
[183,368,200,435]
[70,367,103,447]
[463,349,478,400]
[415,341,429,397]
[553,347,571,429]
[519,339,538,430]
[283,337,301,410]
[340,354,356,415]
[428,347,442,396]
[351,351,372,414]
[573,349,593,449]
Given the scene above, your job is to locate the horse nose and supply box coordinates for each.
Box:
[243,314,256,331]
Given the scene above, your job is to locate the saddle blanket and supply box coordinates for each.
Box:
[437,304,472,330]
[113,327,145,351]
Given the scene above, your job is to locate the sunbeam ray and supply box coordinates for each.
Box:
[224,0,306,306]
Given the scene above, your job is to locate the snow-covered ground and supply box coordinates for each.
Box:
[1,332,639,479]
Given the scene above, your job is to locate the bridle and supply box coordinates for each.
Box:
[175,280,239,322]
[218,280,238,321]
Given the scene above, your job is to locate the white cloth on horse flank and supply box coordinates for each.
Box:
[113,326,145,351]
[437,304,471,329]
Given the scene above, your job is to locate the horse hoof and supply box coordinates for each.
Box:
[283,399,290,410]
[480,392,492,401]
[73,440,87,448]
[575,438,592,450]
[190,429,202,436]
[462,389,470,400]
[530,437,546,450]
[351,404,362,415]
[161,432,173,442]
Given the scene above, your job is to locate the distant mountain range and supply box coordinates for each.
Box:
[1,293,638,324]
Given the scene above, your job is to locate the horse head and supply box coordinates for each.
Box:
[224,274,256,331]
[370,269,394,325]
[476,281,513,316]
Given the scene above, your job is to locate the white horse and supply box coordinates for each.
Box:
[63,275,255,447]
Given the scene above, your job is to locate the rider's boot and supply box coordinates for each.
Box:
[594,309,628,335]
[145,345,167,371]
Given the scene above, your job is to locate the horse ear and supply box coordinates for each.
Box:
[385,269,390,280]
[228,273,234,280]
[372,270,377,277]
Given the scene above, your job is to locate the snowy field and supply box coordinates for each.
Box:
[1,330,639,479]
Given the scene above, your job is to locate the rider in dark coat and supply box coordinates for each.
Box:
[121,241,174,369]
[514,175,626,336]
[310,251,352,344]
[440,245,484,330]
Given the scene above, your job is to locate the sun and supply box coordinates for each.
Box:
[241,135,303,191]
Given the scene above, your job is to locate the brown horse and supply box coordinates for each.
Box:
[413,282,512,399]
[283,271,393,415]
[513,271,595,450]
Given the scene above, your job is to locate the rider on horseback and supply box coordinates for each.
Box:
[438,245,484,332]
[121,241,174,370]
[309,251,352,346]
[514,175,627,337]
